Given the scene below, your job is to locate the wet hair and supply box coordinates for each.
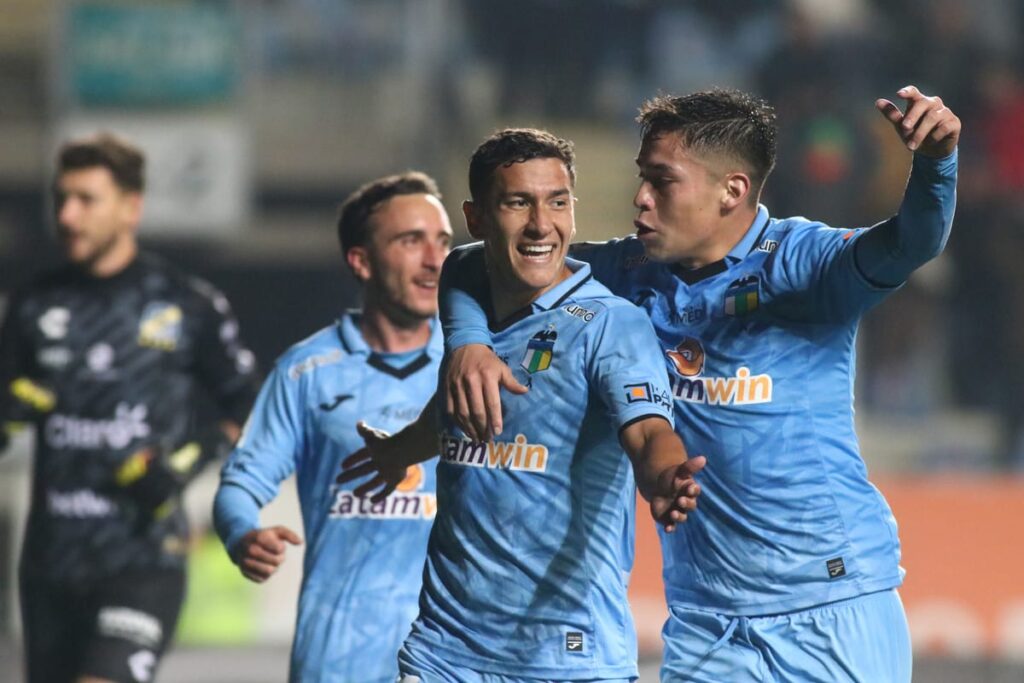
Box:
[337,171,442,257]
[56,132,146,193]
[468,128,575,203]
[637,89,777,196]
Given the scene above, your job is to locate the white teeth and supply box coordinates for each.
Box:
[520,245,554,255]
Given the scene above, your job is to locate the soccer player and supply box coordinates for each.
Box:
[0,133,258,683]
[212,171,453,683]
[341,129,705,682]
[439,87,960,682]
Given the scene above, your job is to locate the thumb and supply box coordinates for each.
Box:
[356,421,389,442]
[680,455,707,477]
[500,366,529,395]
[875,98,903,126]
[275,526,303,546]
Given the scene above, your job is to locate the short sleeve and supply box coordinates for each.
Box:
[584,302,674,433]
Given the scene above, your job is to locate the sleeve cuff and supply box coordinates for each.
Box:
[446,328,493,351]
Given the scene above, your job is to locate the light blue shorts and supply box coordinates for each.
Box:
[660,589,911,683]
[397,640,635,683]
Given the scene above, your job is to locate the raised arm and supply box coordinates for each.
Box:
[856,86,960,286]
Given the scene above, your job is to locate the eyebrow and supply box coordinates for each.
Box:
[502,188,572,200]
[635,160,676,172]
[388,227,452,241]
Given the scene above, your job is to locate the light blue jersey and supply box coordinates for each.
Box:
[215,313,442,683]
[441,152,957,620]
[402,260,673,680]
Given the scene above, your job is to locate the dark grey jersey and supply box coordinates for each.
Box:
[0,253,258,583]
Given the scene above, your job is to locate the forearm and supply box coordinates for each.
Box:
[213,482,262,563]
[439,245,492,350]
[857,150,957,286]
[622,419,686,501]
[636,430,688,501]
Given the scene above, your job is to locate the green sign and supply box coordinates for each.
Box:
[67,1,241,106]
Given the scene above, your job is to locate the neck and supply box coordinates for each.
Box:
[488,265,572,323]
[678,205,759,270]
[359,302,432,353]
[86,237,138,278]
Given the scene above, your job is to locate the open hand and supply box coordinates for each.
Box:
[445,344,528,442]
[336,422,409,503]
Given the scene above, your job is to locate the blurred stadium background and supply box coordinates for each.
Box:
[1,1,1023,681]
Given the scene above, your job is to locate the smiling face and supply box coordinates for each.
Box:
[464,157,575,319]
[352,193,453,325]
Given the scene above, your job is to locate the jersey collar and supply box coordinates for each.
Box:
[337,310,441,353]
[669,206,771,285]
[725,204,771,263]
[489,258,592,332]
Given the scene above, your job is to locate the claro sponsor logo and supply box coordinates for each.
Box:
[440,433,549,473]
[45,403,150,450]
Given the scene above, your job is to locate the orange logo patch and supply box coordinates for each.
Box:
[666,337,705,377]
[395,464,424,492]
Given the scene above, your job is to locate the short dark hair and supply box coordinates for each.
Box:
[468,128,576,203]
[337,171,442,257]
[56,132,146,193]
[637,89,777,196]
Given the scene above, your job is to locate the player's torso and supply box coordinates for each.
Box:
[422,300,637,674]
[282,324,440,606]
[280,324,442,678]
[18,262,214,579]
[595,234,902,613]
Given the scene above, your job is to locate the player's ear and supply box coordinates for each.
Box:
[346,246,372,283]
[722,172,751,211]
[463,200,485,240]
[120,190,143,231]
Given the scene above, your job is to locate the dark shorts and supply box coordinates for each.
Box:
[20,568,185,683]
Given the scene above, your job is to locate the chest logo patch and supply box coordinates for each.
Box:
[521,328,557,373]
[724,276,759,316]
[38,307,70,340]
[138,302,183,351]
[666,337,705,377]
[86,342,115,373]
[396,464,425,492]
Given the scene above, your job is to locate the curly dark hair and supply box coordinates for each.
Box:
[637,89,777,197]
[468,128,576,203]
[56,132,146,193]
[337,171,442,257]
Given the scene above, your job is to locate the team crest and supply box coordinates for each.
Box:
[724,276,759,316]
[138,302,183,350]
[521,328,557,373]
[666,337,705,377]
